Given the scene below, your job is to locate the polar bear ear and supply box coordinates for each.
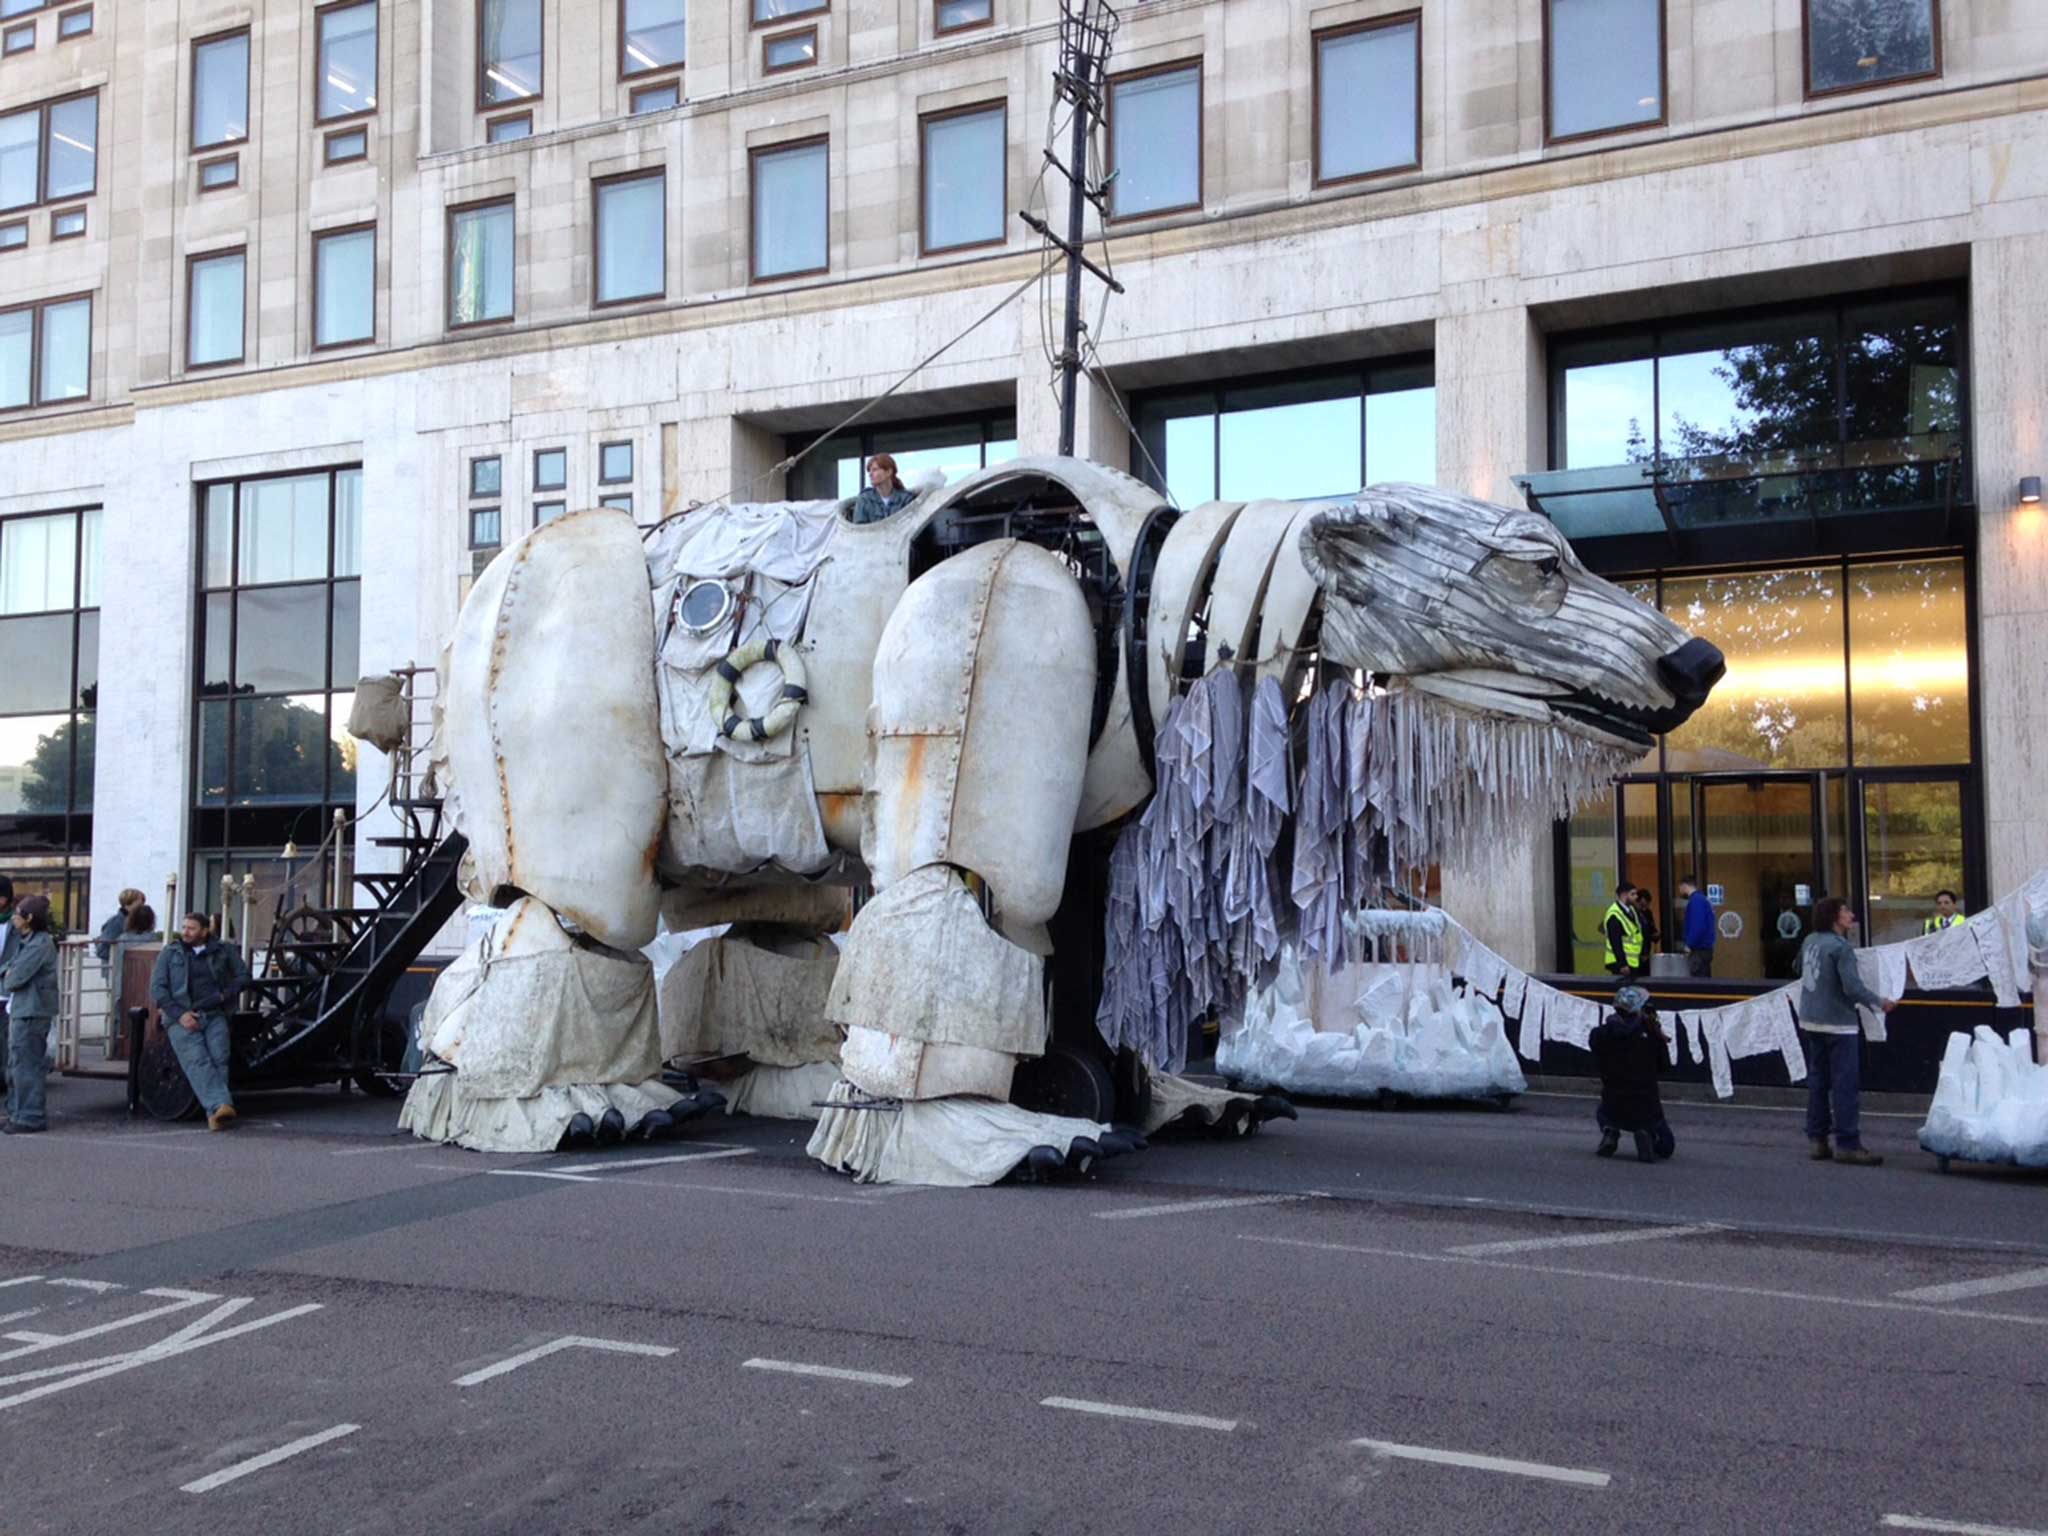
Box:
[1297,494,1410,595]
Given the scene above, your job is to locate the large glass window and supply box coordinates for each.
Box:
[448,200,515,327]
[1,295,90,410]
[192,31,250,149]
[316,1,378,121]
[1546,0,1663,142]
[1134,362,1436,508]
[1108,63,1200,220]
[0,506,101,924]
[594,171,665,305]
[192,470,361,908]
[1,92,97,209]
[187,249,246,368]
[1807,0,1938,97]
[313,226,375,347]
[621,0,685,75]
[921,104,1005,254]
[1314,15,1420,185]
[753,0,825,24]
[786,411,1018,501]
[751,139,827,281]
[479,0,542,107]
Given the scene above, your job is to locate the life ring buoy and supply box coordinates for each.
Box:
[707,636,809,742]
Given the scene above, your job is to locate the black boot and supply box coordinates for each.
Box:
[1633,1130,1657,1163]
[1596,1127,1619,1158]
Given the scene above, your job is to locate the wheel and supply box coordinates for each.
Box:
[1010,1042,1117,1123]
[135,1023,201,1122]
[1110,1046,1152,1128]
[351,1018,406,1098]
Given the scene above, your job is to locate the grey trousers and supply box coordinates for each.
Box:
[168,1012,235,1116]
[7,1013,51,1129]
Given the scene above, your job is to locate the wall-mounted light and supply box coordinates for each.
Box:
[2023,476,2043,505]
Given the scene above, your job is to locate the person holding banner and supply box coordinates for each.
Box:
[1795,897,1898,1166]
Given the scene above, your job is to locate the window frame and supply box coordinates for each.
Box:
[598,440,634,485]
[197,153,239,192]
[468,454,502,499]
[532,446,567,493]
[751,0,826,32]
[190,27,253,154]
[469,505,503,550]
[1104,59,1204,224]
[323,126,368,165]
[1,90,101,212]
[760,24,817,73]
[0,291,93,413]
[313,0,379,126]
[476,0,544,112]
[55,3,86,38]
[48,205,83,240]
[918,100,1007,257]
[617,0,685,79]
[1311,11,1423,190]
[933,0,992,37]
[311,221,377,352]
[1801,0,1942,102]
[484,111,533,143]
[444,195,517,332]
[1542,0,1668,148]
[591,168,667,310]
[2,20,33,53]
[184,247,248,372]
[532,499,565,525]
[629,79,681,114]
[748,134,830,283]
[0,218,25,253]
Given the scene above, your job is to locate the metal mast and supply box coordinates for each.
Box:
[1021,0,1123,457]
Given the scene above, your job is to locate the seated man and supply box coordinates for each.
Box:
[149,912,253,1132]
[849,452,915,524]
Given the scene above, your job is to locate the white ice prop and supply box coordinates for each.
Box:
[1919,1027,2048,1167]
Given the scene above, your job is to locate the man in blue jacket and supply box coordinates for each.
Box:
[1679,874,1716,977]
[149,912,253,1132]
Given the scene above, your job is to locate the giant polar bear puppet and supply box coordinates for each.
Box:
[401,457,1723,1184]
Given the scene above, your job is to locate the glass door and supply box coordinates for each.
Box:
[1689,774,1825,980]
[1856,776,1969,946]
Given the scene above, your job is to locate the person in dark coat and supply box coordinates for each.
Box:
[1588,983,1675,1164]
[849,452,916,524]
[149,912,253,1132]
[3,895,60,1134]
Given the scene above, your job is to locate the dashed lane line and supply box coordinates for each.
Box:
[1892,1267,2048,1305]
[181,1424,361,1494]
[1446,1224,1721,1257]
[1095,1194,1315,1222]
[453,1335,675,1387]
[742,1358,913,1388]
[1353,1436,1611,1488]
[1881,1517,2048,1536]
[545,1148,756,1174]
[1040,1397,1237,1432]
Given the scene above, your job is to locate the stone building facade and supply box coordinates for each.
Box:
[0,0,2043,979]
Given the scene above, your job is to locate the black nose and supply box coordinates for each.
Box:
[1658,637,1725,705]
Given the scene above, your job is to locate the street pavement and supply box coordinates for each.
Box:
[2,1071,2044,1536]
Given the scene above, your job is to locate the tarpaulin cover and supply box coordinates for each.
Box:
[722,1060,843,1120]
[659,931,842,1068]
[806,1079,1109,1186]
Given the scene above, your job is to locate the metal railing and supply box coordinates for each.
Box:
[53,936,130,1075]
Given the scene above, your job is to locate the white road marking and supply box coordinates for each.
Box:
[47,1278,122,1293]
[453,1334,675,1387]
[742,1358,912,1388]
[1040,1397,1237,1432]
[330,1141,429,1156]
[0,1292,218,1365]
[0,1301,322,1410]
[0,1309,42,1326]
[1447,1224,1720,1257]
[486,1169,600,1183]
[0,1276,45,1288]
[553,1148,755,1174]
[494,1148,758,1184]
[1882,1516,2048,1536]
[1238,1235,2048,1328]
[1892,1267,2048,1305]
[181,1424,361,1493]
[1095,1194,1310,1222]
[1353,1436,1611,1488]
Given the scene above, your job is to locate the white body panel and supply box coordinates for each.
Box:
[1144,501,1242,730]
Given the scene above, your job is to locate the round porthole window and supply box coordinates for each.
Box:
[677,579,734,635]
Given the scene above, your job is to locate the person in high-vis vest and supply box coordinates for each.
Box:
[1604,883,1646,979]
[1922,889,1963,935]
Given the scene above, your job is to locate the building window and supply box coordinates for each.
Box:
[533,500,565,525]
[0,220,24,251]
[1,92,99,211]
[1107,63,1200,221]
[750,138,827,281]
[921,103,1004,254]
[753,0,824,26]
[313,225,375,348]
[786,411,1018,501]
[620,0,684,75]
[630,80,680,114]
[468,454,502,550]
[192,30,251,150]
[485,112,532,143]
[533,447,566,493]
[198,154,239,191]
[599,441,633,483]
[761,26,815,72]
[49,206,83,239]
[186,249,246,368]
[2,21,32,53]
[1545,0,1664,143]
[0,505,103,925]
[315,0,378,122]
[324,126,368,164]
[470,455,502,498]
[1,294,92,409]
[478,0,542,107]
[594,170,665,306]
[1314,13,1421,186]
[56,4,87,38]
[935,0,990,34]
[1805,0,1939,97]
[1134,360,1436,508]
[191,468,362,920]
[470,506,502,548]
[598,493,633,513]
[447,199,514,328]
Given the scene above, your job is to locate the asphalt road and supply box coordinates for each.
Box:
[3,1072,2044,1536]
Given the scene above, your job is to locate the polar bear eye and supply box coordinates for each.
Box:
[1477,552,1567,616]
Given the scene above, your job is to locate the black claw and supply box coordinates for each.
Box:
[562,1111,596,1148]
[634,1109,675,1141]
[597,1107,627,1144]
[1098,1128,1146,1158]
[1021,1145,1065,1182]
[1253,1094,1297,1123]
[1066,1136,1102,1173]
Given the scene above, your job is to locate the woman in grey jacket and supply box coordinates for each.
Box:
[1794,895,1899,1166]
[3,895,60,1134]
